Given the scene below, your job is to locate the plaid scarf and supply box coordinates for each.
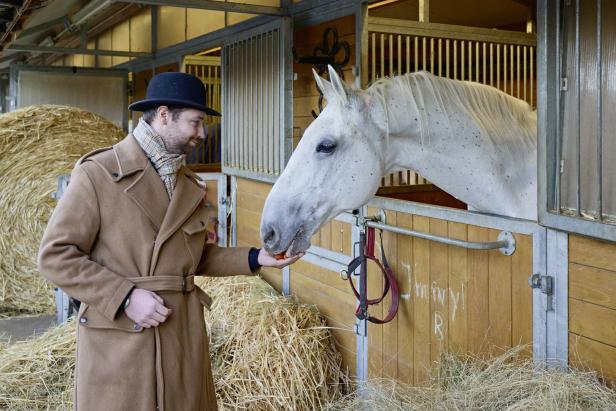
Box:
[132,118,185,199]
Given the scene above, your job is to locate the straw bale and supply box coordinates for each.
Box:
[197,275,351,410]
[0,105,125,316]
[324,346,616,410]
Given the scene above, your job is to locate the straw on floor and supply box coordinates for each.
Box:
[0,275,350,410]
[324,346,616,410]
[0,105,125,316]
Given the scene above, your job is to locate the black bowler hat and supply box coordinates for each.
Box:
[129,72,221,116]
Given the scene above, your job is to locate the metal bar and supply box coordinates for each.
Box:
[531,46,534,107]
[446,38,449,78]
[511,44,514,97]
[532,227,548,363]
[414,36,418,72]
[380,33,385,78]
[461,40,465,80]
[430,37,434,74]
[482,42,486,84]
[546,229,568,369]
[497,43,500,89]
[576,0,581,216]
[118,0,286,16]
[397,34,401,76]
[371,32,375,82]
[504,43,507,93]
[596,0,602,220]
[517,45,520,98]
[366,221,511,251]
[422,36,426,71]
[389,33,393,76]
[7,44,150,57]
[490,43,493,86]
[438,38,442,76]
[453,39,457,79]
[475,41,479,82]
[405,35,410,74]
[524,45,527,102]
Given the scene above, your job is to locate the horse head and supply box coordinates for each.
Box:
[260,66,391,256]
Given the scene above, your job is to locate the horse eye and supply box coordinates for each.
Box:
[316,141,336,154]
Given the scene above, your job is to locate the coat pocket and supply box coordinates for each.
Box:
[78,303,144,333]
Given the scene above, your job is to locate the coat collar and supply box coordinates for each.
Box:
[113,134,149,179]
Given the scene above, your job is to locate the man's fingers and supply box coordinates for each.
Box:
[150,291,164,304]
[156,304,171,317]
[151,311,167,323]
[142,317,159,328]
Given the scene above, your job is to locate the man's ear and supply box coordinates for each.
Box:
[157,106,170,125]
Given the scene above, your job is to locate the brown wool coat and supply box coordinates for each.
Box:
[38,135,254,411]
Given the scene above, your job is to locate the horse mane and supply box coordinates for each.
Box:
[365,71,536,149]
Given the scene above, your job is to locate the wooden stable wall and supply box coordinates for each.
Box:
[568,235,616,386]
[365,207,532,383]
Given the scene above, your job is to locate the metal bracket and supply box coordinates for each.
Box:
[497,231,516,256]
[529,273,554,311]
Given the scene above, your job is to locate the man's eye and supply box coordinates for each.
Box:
[316,141,336,154]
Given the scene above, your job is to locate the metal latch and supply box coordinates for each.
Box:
[529,273,554,311]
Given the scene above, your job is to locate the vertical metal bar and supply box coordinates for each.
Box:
[438,38,442,76]
[380,33,385,79]
[517,45,521,98]
[468,41,472,81]
[497,43,500,89]
[446,39,450,78]
[422,37,427,71]
[524,45,528,103]
[371,32,376,82]
[430,37,434,74]
[504,43,508,94]
[414,36,418,73]
[482,42,486,84]
[269,32,274,174]
[406,35,410,74]
[454,39,457,79]
[546,229,569,369]
[532,227,548,364]
[576,0,581,216]
[531,46,534,108]
[597,0,603,219]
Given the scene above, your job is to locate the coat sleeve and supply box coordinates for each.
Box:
[197,244,255,276]
[38,163,134,321]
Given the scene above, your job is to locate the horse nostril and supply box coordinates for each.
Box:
[262,225,279,248]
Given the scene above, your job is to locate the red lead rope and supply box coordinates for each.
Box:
[346,227,400,324]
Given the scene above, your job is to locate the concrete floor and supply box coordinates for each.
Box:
[0,314,57,344]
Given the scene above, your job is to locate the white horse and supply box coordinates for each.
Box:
[260,65,537,256]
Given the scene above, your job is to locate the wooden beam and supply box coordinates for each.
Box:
[115,0,287,16]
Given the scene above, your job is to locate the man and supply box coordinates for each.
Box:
[38,72,302,411]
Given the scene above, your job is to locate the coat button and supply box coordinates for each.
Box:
[133,323,141,330]
[79,316,87,324]
[200,221,205,226]
[111,172,119,178]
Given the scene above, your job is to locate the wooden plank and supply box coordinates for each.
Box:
[413,215,431,383]
[569,235,616,272]
[570,263,616,311]
[237,226,261,247]
[237,178,272,197]
[511,233,533,348]
[396,211,414,384]
[291,259,348,294]
[341,222,352,256]
[331,220,344,254]
[236,208,261,231]
[381,210,398,379]
[569,298,616,347]
[488,228,513,351]
[320,222,332,250]
[467,225,490,354]
[429,218,449,363]
[236,192,265,214]
[448,221,468,354]
[569,333,616,387]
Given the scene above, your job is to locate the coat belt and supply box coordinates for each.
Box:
[127,275,212,309]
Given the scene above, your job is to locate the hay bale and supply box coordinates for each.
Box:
[198,275,351,410]
[0,105,125,316]
[0,276,350,409]
[325,346,616,410]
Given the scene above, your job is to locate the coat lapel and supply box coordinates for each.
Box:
[114,135,169,230]
[153,167,205,260]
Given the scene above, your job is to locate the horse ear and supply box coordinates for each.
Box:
[327,65,349,105]
[312,68,337,102]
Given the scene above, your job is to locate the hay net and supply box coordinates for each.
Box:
[0,105,125,316]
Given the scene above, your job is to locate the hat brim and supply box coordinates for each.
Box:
[128,98,221,117]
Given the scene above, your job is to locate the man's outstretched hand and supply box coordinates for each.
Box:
[257,249,304,269]
[125,288,172,328]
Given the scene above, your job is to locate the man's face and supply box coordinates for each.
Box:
[161,108,206,155]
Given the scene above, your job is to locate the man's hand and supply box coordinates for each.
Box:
[257,249,304,269]
[124,288,172,328]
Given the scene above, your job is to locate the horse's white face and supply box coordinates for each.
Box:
[260,66,387,256]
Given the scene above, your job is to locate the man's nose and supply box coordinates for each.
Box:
[198,126,206,140]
